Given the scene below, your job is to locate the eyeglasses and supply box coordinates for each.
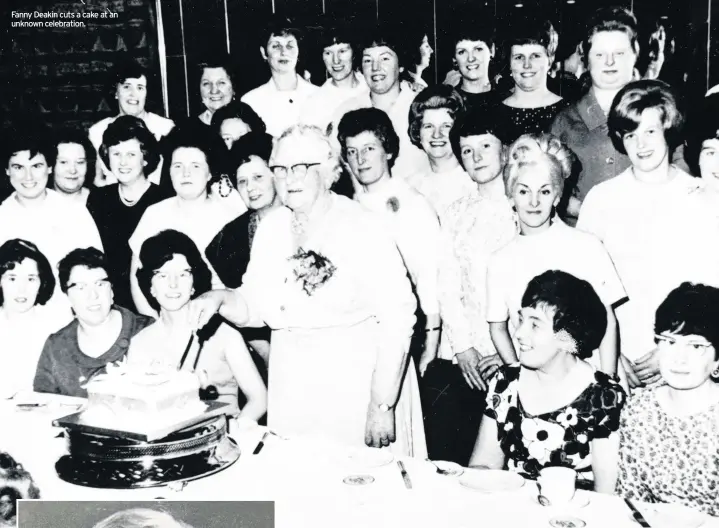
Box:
[67,278,111,293]
[269,162,323,180]
[654,334,714,353]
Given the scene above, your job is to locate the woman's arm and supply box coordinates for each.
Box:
[468,416,506,469]
[598,304,618,376]
[489,321,518,364]
[590,433,620,494]
[130,255,158,318]
[219,324,267,422]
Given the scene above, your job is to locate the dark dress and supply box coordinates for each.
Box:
[86,183,171,311]
[491,99,571,145]
[457,88,498,115]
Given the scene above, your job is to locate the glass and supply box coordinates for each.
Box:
[269,162,322,180]
[654,333,713,353]
[67,278,111,293]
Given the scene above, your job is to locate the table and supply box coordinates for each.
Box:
[3,396,716,528]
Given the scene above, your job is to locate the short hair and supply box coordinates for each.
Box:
[655,282,719,362]
[261,15,304,46]
[408,85,465,149]
[99,116,161,175]
[582,7,639,67]
[0,239,55,307]
[448,18,495,51]
[227,131,274,182]
[136,229,212,314]
[58,247,111,294]
[196,57,236,95]
[504,19,558,61]
[503,133,574,198]
[337,108,400,170]
[318,21,359,71]
[111,59,150,88]
[163,125,228,187]
[359,24,412,71]
[273,125,341,186]
[684,93,719,174]
[49,128,96,190]
[608,79,684,155]
[449,107,503,162]
[3,129,54,170]
[92,509,194,528]
[210,100,267,137]
[0,451,41,527]
[522,270,607,360]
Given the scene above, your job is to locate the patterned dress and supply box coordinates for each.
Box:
[616,386,719,517]
[484,364,625,483]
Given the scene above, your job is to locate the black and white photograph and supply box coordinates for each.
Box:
[1,0,719,526]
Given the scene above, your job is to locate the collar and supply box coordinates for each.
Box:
[576,89,607,131]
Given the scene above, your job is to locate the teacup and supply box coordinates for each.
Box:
[537,467,577,505]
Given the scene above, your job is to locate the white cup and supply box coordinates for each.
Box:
[537,467,576,505]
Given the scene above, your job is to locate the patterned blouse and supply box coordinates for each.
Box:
[492,99,570,145]
[484,364,625,482]
[616,386,719,517]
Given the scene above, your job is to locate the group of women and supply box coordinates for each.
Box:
[1,4,718,517]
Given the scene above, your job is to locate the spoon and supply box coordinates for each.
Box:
[425,459,452,475]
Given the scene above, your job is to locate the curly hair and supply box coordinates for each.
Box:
[522,270,607,360]
[99,116,160,176]
[50,128,96,190]
[57,247,111,294]
[227,131,274,182]
[0,239,55,307]
[0,451,40,528]
[655,282,719,362]
[210,100,267,137]
[337,108,400,170]
[503,133,575,198]
[408,85,465,149]
[136,229,212,314]
[92,509,194,528]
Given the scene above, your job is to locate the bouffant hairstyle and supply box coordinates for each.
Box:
[58,247,111,295]
[684,93,719,175]
[608,79,684,155]
[92,509,194,528]
[582,6,639,67]
[162,125,228,188]
[504,19,558,61]
[227,131,274,182]
[337,108,400,170]
[655,282,719,362]
[0,239,55,307]
[51,128,96,189]
[522,270,607,359]
[0,451,41,528]
[502,133,575,198]
[272,124,342,187]
[408,85,465,149]
[136,229,212,314]
[449,107,503,163]
[210,100,267,138]
[99,116,161,176]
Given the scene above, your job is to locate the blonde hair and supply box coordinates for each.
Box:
[503,133,574,198]
[272,124,342,185]
[92,509,193,528]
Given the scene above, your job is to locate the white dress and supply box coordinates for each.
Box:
[300,73,369,133]
[239,194,426,457]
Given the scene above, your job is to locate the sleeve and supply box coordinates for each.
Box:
[75,205,104,252]
[485,252,510,323]
[585,236,627,307]
[128,206,155,257]
[576,187,604,240]
[483,364,517,422]
[590,376,626,439]
[549,109,570,142]
[33,337,59,394]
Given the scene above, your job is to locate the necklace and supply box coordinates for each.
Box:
[119,181,149,206]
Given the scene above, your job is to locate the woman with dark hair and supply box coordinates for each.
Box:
[50,129,95,205]
[87,116,171,311]
[406,85,475,220]
[129,128,242,316]
[616,282,719,516]
[685,93,719,219]
[0,239,69,399]
[34,248,153,398]
[210,100,267,150]
[471,270,625,493]
[128,230,267,420]
[0,452,40,528]
[578,80,719,388]
[404,30,434,89]
[195,58,237,128]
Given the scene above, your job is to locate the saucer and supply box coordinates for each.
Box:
[428,460,464,477]
[344,447,394,469]
[459,469,525,492]
[548,516,586,528]
[534,493,590,509]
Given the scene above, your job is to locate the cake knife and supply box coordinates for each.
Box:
[397,460,412,489]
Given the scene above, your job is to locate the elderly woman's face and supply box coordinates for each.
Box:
[150,254,194,312]
[6,150,49,201]
[420,108,455,161]
[656,332,719,390]
[116,75,147,117]
[622,107,669,174]
[587,31,636,91]
[459,134,503,185]
[265,34,299,74]
[108,139,146,185]
[170,147,211,201]
[510,161,559,233]
[236,155,276,211]
[54,142,87,195]
[510,44,550,92]
[66,266,113,326]
[699,138,719,193]
[270,135,331,214]
[323,43,354,83]
[200,67,234,112]
[455,39,492,82]
[1,258,40,314]
[220,118,251,149]
[515,305,569,369]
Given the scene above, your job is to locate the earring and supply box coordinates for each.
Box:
[218,174,233,198]
[712,369,719,380]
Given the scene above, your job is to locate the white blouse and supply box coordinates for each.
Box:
[405,164,477,223]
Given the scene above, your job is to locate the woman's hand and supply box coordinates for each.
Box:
[477,354,503,382]
[365,404,396,448]
[456,348,487,391]
[443,69,462,87]
[418,349,435,377]
[620,355,642,388]
[633,348,661,385]
[187,290,226,331]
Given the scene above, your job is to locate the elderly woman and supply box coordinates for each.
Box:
[405,85,475,220]
[578,80,719,388]
[194,59,236,128]
[492,20,568,145]
[129,127,243,316]
[88,60,174,186]
[471,270,626,492]
[128,230,267,420]
[87,116,170,311]
[486,134,625,377]
[33,248,153,398]
[0,240,70,399]
[616,283,719,516]
[50,129,95,205]
[188,125,425,455]
[92,509,193,528]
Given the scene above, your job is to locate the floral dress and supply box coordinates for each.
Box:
[484,364,625,483]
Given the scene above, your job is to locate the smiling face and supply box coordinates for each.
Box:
[455,39,492,82]
[108,139,146,185]
[66,266,113,326]
[323,43,354,83]
[115,75,147,117]
[236,155,276,211]
[200,67,234,113]
[515,305,566,369]
[510,44,551,92]
[699,138,719,192]
[656,332,719,390]
[219,118,251,149]
[6,150,49,201]
[419,108,455,161]
[510,160,560,234]
[263,34,299,75]
[1,258,41,315]
[459,134,503,185]
[54,142,87,195]
[150,254,194,312]
[587,31,637,91]
[622,107,669,174]
[361,46,401,95]
[345,131,392,188]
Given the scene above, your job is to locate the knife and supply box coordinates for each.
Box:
[253,431,270,455]
[397,460,412,489]
[624,498,652,527]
